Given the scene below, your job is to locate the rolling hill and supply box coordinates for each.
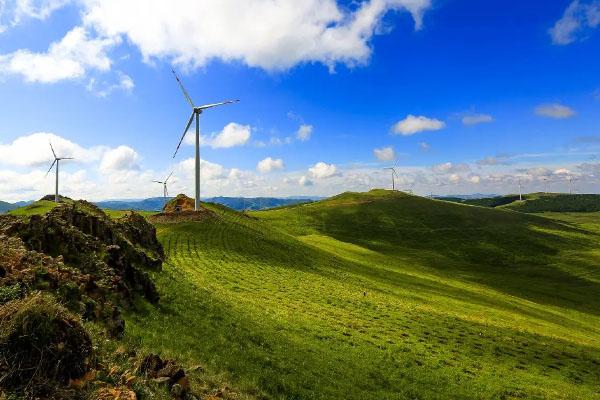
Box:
[442,192,600,213]
[115,190,600,399]
[94,196,314,212]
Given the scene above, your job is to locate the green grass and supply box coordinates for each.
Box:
[444,193,600,213]
[7,200,58,216]
[121,190,600,399]
[7,201,157,220]
[102,209,158,219]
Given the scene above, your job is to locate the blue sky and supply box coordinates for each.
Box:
[0,0,599,202]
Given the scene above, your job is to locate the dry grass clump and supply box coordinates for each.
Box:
[0,294,92,396]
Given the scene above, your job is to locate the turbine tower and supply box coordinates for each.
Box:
[45,142,73,203]
[153,171,173,208]
[171,69,239,211]
[518,178,523,201]
[384,167,398,191]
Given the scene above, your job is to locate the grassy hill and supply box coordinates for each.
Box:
[115,190,600,399]
[443,192,600,213]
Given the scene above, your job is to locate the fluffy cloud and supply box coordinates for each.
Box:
[535,103,576,119]
[257,157,284,173]
[296,124,313,141]
[81,0,431,71]
[432,162,470,174]
[0,26,118,83]
[392,115,445,136]
[298,176,314,186]
[477,155,511,167]
[462,113,494,126]
[99,145,139,172]
[373,146,396,162]
[0,132,103,166]
[188,122,251,149]
[86,71,134,97]
[468,175,481,184]
[0,0,72,30]
[308,161,338,179]
[549,0,600,45]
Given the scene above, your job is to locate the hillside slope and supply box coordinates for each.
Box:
[120,189,600,399]
[443,192,600,213]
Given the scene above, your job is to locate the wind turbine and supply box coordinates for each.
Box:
[45,142,73,203]
[384,167,398,191]
[171,69,239,211]
[153,171,173,208]
[518,178,523,201]
[568,176,576,195]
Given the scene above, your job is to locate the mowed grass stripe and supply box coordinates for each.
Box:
[125,192,600,399]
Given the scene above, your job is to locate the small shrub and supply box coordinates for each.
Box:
[0,284,22,305]
[0,293,92,395]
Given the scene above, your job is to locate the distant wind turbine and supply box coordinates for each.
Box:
[171,69,239,211]
[518,178,523,201]
[384,167,398,191]
[153,171,174,207]
[568,176,576,195]
[45,142,73,203]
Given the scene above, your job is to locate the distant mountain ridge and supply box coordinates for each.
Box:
[0,200,32,214]
[94,196,316,212]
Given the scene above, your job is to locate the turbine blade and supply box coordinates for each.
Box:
[171,68,195,108]
[152,181,164,184]
[165,171,174,183]
[173,112,195,158]
[197,99,239,110]
[165,185,169,196]
[45,159,57,177]
[60,157,74,160]
[49,142,57,158]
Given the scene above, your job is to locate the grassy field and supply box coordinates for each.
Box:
[443,192,600,213]
[119,190,600,399]
[7,200,57,216]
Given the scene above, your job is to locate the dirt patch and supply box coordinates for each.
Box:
[148,209,217,224]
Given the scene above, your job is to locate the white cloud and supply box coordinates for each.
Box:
[308,161,338,179]
[549,0,600,45]
[448,174,461,184]
[535,103,576,119]
[299,175,313,186]
[553,168,571,175]
[392,115,445,136]
[186,122,251,149]
[0,26,118,83]
[82,0,431,71]
[86,71,134,97]
[419,142,430,151]
[296,124,313,141]
[257,157,284,173]
[477,155,511,167]
[462,113,494,126]
[0,0,72,29]
[373,146,396,162]
[469,175,481,184]
[99,145,139,172]
[432,162,470,174]
[0,132,103,166]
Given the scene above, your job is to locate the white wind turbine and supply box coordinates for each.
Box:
[171,69,239,211]
[45,142,73,203]
[384,167,398,191]
[153,171,174,208]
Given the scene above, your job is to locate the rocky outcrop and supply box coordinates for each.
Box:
[0,201,163,309]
